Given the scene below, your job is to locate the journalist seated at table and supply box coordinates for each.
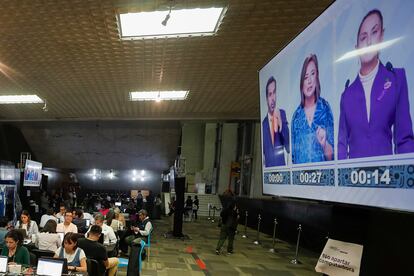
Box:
[57,210,78,234]
[78,225,119,276]
[15,210,39,238]
[39,208,57,229]
[73,209,88,234]
[54,232,87,272]
[1,230,30,265]
[124,209,152,247]
[86,213,117,244]
[110,212,125,232]
[0,218,9,248]
[33,220,61,252]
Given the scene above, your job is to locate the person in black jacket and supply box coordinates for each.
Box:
[215,201,239,255]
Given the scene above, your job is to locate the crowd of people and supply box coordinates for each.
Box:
[0,190,156,275]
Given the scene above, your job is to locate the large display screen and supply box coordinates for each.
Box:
[23,160,42,187]
[259,0,414,212]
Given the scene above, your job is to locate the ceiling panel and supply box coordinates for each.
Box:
[0,0,333,121]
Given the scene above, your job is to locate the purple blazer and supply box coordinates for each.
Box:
[338,62,414,159]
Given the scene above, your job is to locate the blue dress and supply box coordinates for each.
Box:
[291,97,334,164]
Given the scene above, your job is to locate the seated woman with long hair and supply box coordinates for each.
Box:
[1,230,30,265]
[33,219,61,252]
[15,210,39,238]
[54,232,87,272]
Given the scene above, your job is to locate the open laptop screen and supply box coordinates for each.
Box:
[0,256,7,273]
[36,258,64,276]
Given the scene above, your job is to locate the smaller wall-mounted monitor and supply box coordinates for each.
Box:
[23,160,42,187]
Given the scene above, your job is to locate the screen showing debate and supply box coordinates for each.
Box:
[259,0,414,212]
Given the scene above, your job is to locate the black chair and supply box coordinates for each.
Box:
[29,252,37,267]
[31,248,55,260]
[87,258,104,276]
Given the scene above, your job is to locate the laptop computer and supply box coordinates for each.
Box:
[38,257,69,275]
[0,256,7,273]
[16,228,27,239]
[36,258,65,276]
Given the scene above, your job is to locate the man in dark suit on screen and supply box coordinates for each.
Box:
[262,76,290,167]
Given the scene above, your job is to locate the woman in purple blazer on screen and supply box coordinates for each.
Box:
[338,9,414,159]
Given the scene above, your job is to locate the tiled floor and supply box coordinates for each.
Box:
[118,216,322,276]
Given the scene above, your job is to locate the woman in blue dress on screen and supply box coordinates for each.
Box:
[292,54,334,164]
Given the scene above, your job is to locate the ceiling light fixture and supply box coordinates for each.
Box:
[129,90,189,101]
[0,94,44,104]
[119,7,226,39]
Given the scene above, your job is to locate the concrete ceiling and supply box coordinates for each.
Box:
[16,120,181,171]
[0,0,333,121]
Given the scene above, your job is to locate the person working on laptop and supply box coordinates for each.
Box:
[1,230,30,265]
[15,210,39,238]
[33,220,61,252]
[54,232,87,272]
[72,209,88,234]
[39,208,58,228]
[57,210,78,234]
[78,225,119,276]
[86,213,117,244]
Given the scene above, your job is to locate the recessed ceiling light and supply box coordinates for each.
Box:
[129,91,189,101]
[0,95,44,104]
[119,7,226,39]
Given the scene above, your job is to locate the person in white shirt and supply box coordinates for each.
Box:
[86,214,117,244]
[55,205,66,223]
[33,220,61,252]
[15,210,39,238]
[57,211,78,234]
[39,208,58,228]
[82,212,95,225]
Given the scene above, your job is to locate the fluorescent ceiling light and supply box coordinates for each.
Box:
[119,7,225,39]
[130,90,189,101]
[0,94,44,104]
[336,37,403,63]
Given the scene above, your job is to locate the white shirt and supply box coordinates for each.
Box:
[359,60,379,122]
[55,247,86,263]
[82,213,95,225]
[33,232,61,252]
[86,223,117,244]
[57,222,78,234]
[15,221,39,237]
[39,214,57,228]
[110,219,124,231]
[56,213,65,223]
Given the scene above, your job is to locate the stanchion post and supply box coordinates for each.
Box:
[290,224,302,265]
[269,218,278,253]
[253,214,261,245]
[207,203,211,220]
[211,206,216,223]
[242,211,248,238]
